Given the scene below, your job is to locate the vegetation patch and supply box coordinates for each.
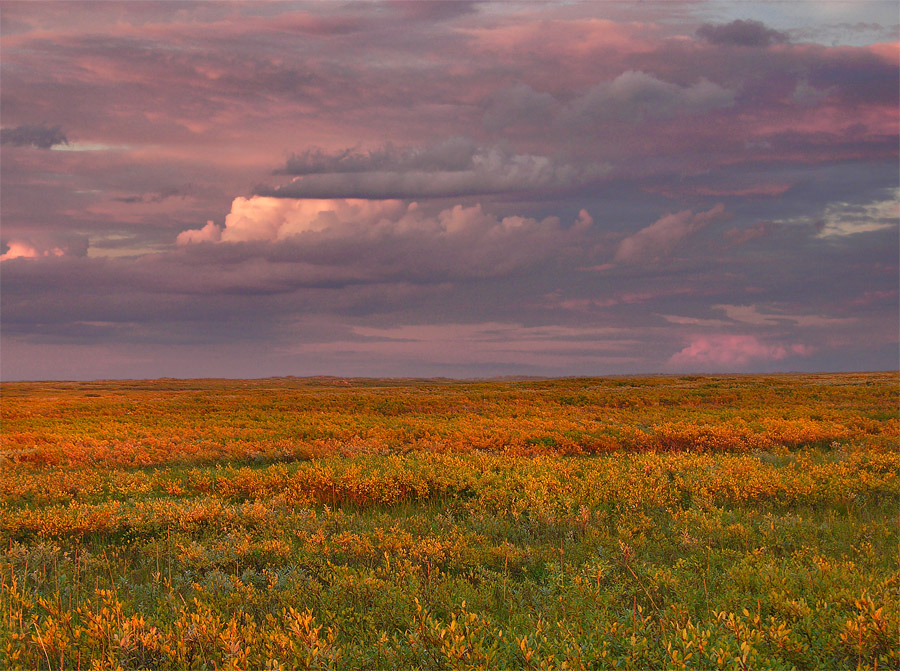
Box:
[1,373,897,669]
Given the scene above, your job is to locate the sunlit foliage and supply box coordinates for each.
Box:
[1,373,897,669]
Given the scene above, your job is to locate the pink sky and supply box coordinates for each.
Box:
[1,1,897,379]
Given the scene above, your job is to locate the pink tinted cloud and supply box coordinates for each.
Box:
[0,240,64,261]
[643,183,794,199]
[724,222,781,246]
[177,197,410,243]
[669,335,814,368]
[5,5,895,185]
[550,285,707,313]
[848,289,899,308]
[176,221,221,246]
[2,4,898,379]
[695,184,793,198]
[173,197,597,283]
[178,196,592,247]
[614,203,727,264]
[465,18,656,62]
[300,322,640,368]
[0,240,40,261]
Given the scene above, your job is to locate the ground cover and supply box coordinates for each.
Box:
[1,373,897,669]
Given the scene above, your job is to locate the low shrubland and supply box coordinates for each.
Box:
[1,373,897,669]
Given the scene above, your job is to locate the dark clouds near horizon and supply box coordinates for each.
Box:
[1,123,68,149]
[1,1,897,380]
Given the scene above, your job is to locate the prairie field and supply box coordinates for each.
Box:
[0,372,897,670]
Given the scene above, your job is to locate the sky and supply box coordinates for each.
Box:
[1,1,898,380]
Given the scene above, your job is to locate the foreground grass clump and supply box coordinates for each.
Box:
[0,373,897,669]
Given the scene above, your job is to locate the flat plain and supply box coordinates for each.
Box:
[0,372,897,670]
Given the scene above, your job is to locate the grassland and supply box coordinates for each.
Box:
[0,372,897,670]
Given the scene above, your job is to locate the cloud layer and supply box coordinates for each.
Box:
[614,204,728,264]
[264,142,608,199]
[669,335,812,369]
[1,2,897,379]
[1,123,68,149]
[696,19,789,47]
[175,196,595,283]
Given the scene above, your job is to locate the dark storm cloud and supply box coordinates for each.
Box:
[696,19,788,47]
[0,123,67,148]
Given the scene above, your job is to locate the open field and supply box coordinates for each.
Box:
[1,373,897,670]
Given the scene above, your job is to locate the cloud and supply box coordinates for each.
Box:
[808,45,900,107]
[197,197,410,243]
[483,84,559,130]
[0,123,68,149]
[0,241,40,261]
[463,16,653,64]
[176,221,222,245]
[790,77,833,107]
[713,304,854,327]
[816,191,900,238]
[696,20,788,48]
[849,289,898,308]
[669,335,813,368]
[574,209,594,230]
[660,314,730,328]
[614,203,728,264]
[112,185,194,204]
[386,0,479,22]
[771,191,899,238]
[0,239,65,261]
[262,142,608,199]
[564,71,736,124]
[2,3,898,378]
[301,321,639,368]
[485,72,736,132]
[278,138,480,175]
[175,196,596,281]
[724,222,780,246]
